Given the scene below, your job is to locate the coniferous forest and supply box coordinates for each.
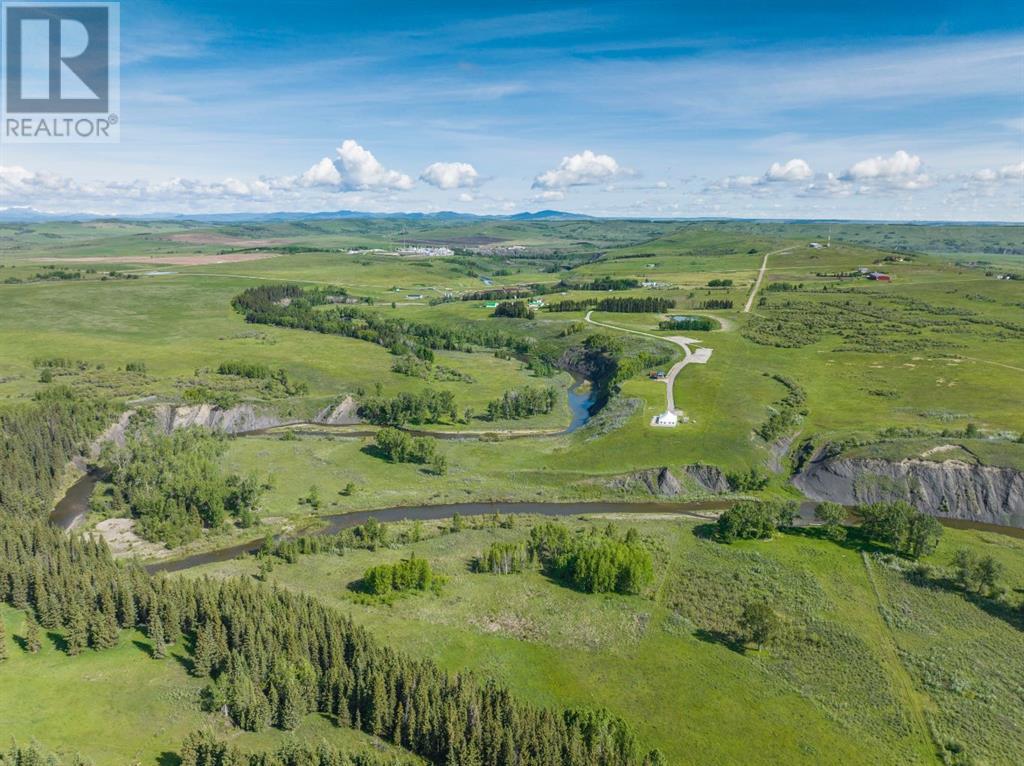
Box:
[0,388,665,766]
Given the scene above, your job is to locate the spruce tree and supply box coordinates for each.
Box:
[0,619,8,661]
[192,623,215,677]
[25,613,41,653]
[66,603,88,656]
[151,612,167,659]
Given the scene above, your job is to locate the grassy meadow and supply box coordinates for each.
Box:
[169,514,1024,766]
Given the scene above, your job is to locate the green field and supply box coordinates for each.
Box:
[5,513,1023,765]
[1,218,1023,764]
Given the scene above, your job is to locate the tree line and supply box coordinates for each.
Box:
[232,284,531,357]
[491,300,535,319]
[178,729,408,766]
[0,518,663,765]
[0,386,119,518]
[716,499,943,560]
[658,317,714,331]
[546,297,675,314]
[357,389,458,426]
[553,277,640,292]
[755,374,807,443]
[485,386,558,420]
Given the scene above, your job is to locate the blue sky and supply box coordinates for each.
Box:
[2,0,1022,219]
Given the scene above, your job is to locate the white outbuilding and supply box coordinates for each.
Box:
[653,411,678,427]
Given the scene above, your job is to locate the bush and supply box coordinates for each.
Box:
[716,500,797,543]
[486,386,558,420]
[492,300,535,319]
[362,555,435,596]
[374,428,437,465]
[814,501,847,541]
[528,523,653,595]
[476,542,527,574]
[856,501,943,559]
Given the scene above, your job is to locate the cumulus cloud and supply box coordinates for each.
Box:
[301,139,413,191]
[531,190,565,202]
[710,159,812,192]
[420,161,480,189]
[835,150,933,189]
[973,161,1024,182]
[336,139,413,190]
[300,157,342,187]
[532,150,627,189]
[764,158,812,182]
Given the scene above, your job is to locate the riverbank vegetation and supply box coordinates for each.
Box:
[98,424,266,545]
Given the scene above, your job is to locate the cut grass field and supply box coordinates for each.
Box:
[175,515,1024,766]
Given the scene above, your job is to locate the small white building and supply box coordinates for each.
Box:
[653,411,678,427]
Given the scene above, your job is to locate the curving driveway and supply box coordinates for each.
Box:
[584,311,712,418]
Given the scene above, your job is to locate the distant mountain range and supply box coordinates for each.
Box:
[0,206,1015,226]
[0,206,596,224]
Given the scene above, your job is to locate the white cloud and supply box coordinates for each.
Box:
[966,161,1023,185]
[457,192,474,202]
[531,190,565,202]
[837,150,933,191]
[997,161,1023,180]
[533,150,627,189]
[300,157,342,187]
[420,161,481,189]
[301,139,413,192]
[841,150,922,181]
[335,139,413,190]
[764,158,812,182]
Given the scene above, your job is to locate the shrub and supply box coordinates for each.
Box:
[716,500,797,543]
[856,501,943,559]
[362,555,435,596]
[477,542,527,574]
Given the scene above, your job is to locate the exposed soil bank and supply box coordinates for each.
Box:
[794,449,1024,527]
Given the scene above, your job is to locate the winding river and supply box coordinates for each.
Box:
[47,376,1024,575]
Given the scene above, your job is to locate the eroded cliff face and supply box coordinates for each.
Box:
[151,396,361,435]
[152,403,292,434]
[794,451,1024,527]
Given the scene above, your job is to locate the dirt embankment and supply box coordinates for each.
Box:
[794,448,1024,527]
[152,397,362,435]
[607,464,729,497]
[153,402,294,434]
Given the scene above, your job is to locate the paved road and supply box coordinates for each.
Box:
[585,311,711,416]
[743,246,794,313]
